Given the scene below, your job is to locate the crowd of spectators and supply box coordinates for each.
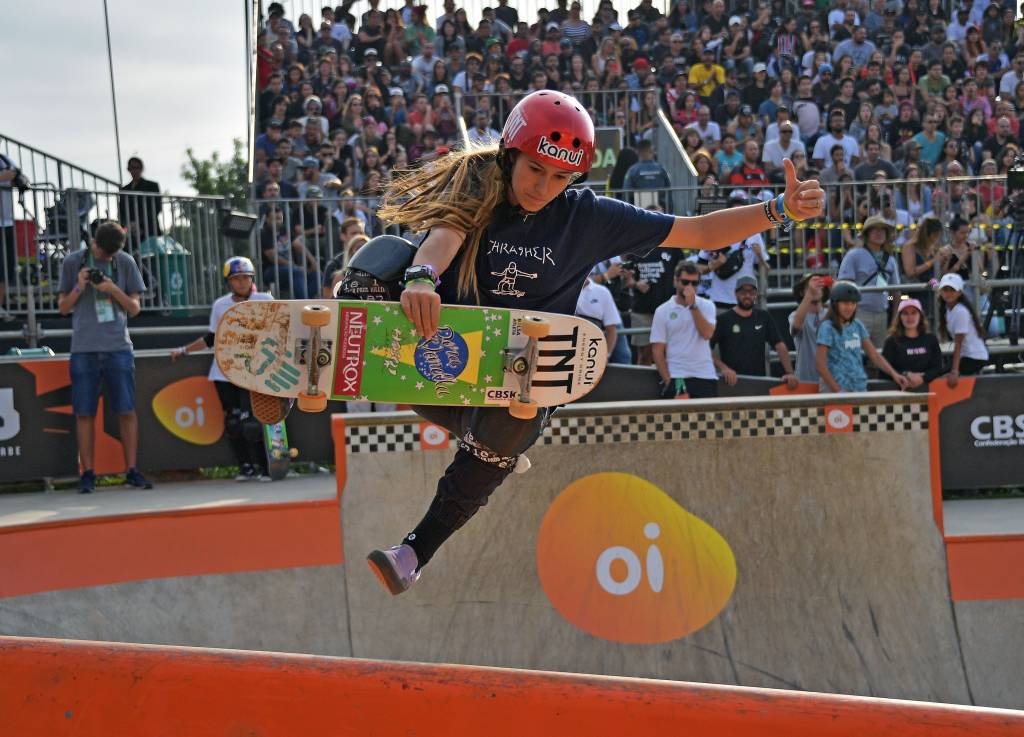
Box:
[252,0,1019,387]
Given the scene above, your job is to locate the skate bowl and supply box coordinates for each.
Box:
[1,391,1022,713]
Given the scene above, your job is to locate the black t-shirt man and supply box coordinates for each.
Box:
[626,247,682,315]
[711,306,784,376]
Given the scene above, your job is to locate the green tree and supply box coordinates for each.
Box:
[181,138,249,204]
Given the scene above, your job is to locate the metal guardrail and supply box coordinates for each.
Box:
[0,133,119,194]
[1,186,236,344]
[3,174,1023,348]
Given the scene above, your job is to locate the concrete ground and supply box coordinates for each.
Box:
[0,474,337,528]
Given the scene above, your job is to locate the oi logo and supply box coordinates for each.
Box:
[152,377,224,445]
[536,472,737,644]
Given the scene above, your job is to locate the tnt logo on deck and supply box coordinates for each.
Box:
[536,472,736,644]
[334,308,368,397]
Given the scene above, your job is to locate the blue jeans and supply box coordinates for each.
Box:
[264,265,319,299]
[70,350,136,416]
[610,326,632,364]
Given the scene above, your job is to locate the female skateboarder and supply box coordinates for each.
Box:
[364,90,825,594]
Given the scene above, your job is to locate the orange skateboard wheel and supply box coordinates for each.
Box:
[297,391,328,412]
[301,305,331,327]
[520,317,550,339]
[509,397,539,420]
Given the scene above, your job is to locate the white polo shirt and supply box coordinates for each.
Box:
[575,279,621,327]
[649,295,718,380]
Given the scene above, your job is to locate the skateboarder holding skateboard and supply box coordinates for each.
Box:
[359,90,825,594]
[172,257,275,481]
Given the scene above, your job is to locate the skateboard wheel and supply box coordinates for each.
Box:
[301,305,331,327]
[509,397,539,420]
[297,391,328,412]
[289,448,299,459]
[520,317,550,339]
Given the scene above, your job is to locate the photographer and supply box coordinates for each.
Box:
[0,152,23,322]
[58,221,152,494]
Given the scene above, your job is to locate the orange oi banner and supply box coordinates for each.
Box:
[536,472,736,644]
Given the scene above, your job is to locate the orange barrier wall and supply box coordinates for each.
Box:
[2,636,1022,737]
[0,420,351,600]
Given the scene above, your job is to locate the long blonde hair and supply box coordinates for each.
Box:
[377,143,506,301]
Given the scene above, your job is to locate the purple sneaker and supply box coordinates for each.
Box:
[367,544,421,595]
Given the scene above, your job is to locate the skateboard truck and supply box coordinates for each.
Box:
[296,305,331,412]
[503,316,550,420]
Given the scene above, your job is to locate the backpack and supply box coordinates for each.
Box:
[715,246,746,280]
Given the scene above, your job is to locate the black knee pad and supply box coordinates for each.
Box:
[333,235,417,301]
[225,409,245,440]
[240,414,263,444]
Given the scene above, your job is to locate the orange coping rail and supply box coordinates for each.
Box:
[2,636,1022,737]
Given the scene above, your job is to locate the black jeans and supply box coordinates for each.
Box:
[215,381,267,473]
[401,404,552,568]
[682,377,719,399]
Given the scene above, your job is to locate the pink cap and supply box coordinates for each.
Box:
[897,298,924,314]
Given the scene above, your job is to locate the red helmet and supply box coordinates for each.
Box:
[500,90,595,174]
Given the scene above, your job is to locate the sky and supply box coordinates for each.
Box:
[4,1,248,196]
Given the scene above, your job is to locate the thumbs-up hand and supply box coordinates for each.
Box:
[780,157,825,222]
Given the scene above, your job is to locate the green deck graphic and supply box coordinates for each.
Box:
[333,303,512,407]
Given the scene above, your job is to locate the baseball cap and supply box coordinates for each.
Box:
[729,14,743,24]
[305,185,324,199]
[267,118,283,129]
[729,188,749,201]
[937,273,965,292]
[735,275,758,291]
[819,62,833,73]
[560,37,572,46]
[302,156,319,168]
[389,87,405,97]
[779,121,794,131]
[364,47,379,56]
[633,57,651,71]
[434,83,450,95]
[753,62,767,73]
[896,298,924,315]
[740,104,753,115]
[546,21,560,31]
[609,21,622,30]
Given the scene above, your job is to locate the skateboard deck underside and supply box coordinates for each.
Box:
[215,300,606,408]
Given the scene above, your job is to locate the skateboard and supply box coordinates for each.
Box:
[215,300,607,418]
[262,420,297,480]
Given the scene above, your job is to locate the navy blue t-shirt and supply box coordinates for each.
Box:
[436,188,676,315]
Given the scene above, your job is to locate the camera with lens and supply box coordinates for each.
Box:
[87,268,106,285]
